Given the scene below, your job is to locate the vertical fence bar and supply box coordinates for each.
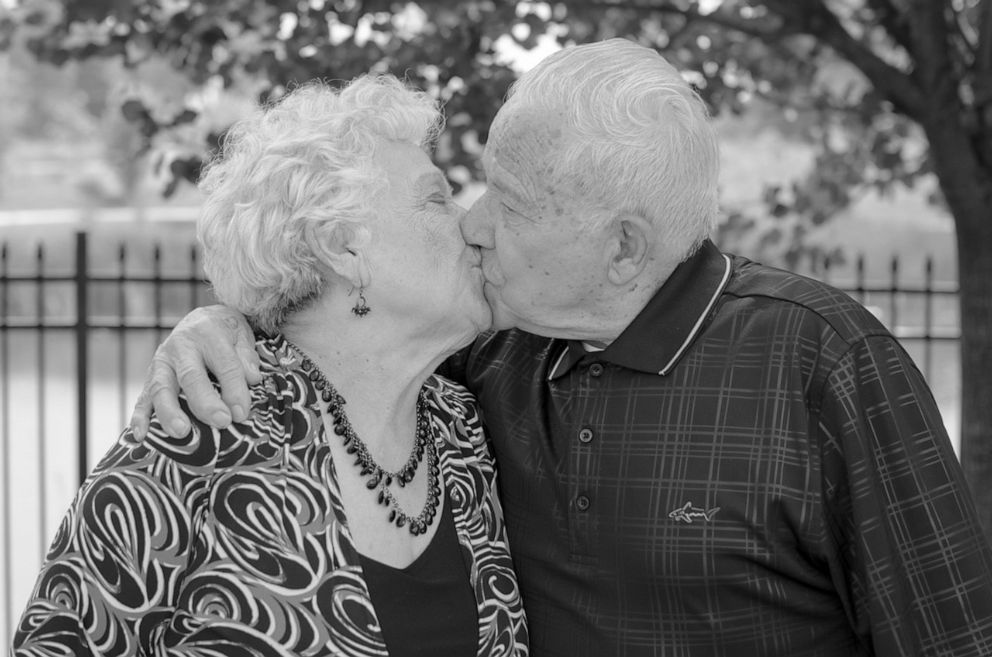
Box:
[856,255,866,305]
[118,244,127,426]
[923,257,934,380]
[1,242,11,641]
[75,232,88,487]
[190,245,199,309]
[889,256,899,333]
[35,244,47,552]
[153,243,162,343]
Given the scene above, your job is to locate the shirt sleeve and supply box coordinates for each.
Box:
[816,335,992,656]
[11,427,211,656]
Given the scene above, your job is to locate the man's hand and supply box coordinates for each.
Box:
[129,306,262,439]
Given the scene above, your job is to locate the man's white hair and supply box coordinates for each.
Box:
[197,75,442,333]
[505,38,720,260]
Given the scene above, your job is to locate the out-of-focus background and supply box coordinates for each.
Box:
[2,0,989,647]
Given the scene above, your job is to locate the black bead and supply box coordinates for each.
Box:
[388,510,396,522]
[366,476,379,490]
[396,516,407,528]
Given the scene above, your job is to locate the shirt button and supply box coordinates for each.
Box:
[589,363,604,377]
[575,495,591,511]
[578,427,594,443]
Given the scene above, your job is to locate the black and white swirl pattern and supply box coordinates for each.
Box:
[12,334,528,656]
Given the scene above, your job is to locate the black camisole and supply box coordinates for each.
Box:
[358,494,479,656]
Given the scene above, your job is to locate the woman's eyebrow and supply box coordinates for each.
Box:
[413,171,451,196]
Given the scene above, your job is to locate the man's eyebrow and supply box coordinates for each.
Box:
[488,176,527,206]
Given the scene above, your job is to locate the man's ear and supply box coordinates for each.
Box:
[305,220,372,289]
[606,213,652,285]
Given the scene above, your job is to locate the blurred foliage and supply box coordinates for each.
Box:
[4,0,989,266]
[0,2,984,252]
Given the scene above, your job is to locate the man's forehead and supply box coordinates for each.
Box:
[490,104,563,148]
[485,104,564,179]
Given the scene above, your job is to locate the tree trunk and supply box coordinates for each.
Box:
[955,211,992,542]
[924,118,992,543]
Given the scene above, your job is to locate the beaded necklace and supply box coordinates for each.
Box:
[286,339,441,536]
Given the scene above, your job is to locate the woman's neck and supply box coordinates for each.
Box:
[279,302,458,438]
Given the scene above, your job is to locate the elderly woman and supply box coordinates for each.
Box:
[12,76,527,656]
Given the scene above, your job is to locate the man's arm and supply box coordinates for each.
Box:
[130,305,262,439]
[818,335,992,656]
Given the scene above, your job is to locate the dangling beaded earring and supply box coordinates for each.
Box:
[351,286,371,317]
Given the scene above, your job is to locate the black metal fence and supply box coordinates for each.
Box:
[0,230,962,646]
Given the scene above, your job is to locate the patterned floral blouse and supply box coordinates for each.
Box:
[12,334,528,657]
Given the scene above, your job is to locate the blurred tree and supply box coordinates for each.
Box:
[4,0,991,536]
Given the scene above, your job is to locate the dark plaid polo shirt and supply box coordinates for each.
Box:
[445,240,992,657]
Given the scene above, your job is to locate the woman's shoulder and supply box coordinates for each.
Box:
[427,373,478,405]
[425,374,486,449]
[150,333,321,471]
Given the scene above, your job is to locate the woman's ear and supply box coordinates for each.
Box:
[305,220,371,289]
[606,213,652,285]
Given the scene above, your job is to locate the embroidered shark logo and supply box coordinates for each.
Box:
[668,502,721,524]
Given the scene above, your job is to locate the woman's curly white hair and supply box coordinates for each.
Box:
[197,75,443,333]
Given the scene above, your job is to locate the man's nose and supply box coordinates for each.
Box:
[460,194,494,248]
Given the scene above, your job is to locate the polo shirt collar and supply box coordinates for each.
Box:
[548,240,733,380]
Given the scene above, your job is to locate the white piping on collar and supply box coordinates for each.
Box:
[658,253,733,376]
[547,253,733,380]
[547,343,570,380]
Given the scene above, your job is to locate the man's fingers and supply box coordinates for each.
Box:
[173,354,233,429]
[129,305,257,432]
[207,355,253,424]
[138,358,192,438]
[129,388,154,440]
[209,315,261,422]
[236,333,264,385]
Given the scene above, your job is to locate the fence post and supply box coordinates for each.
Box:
[75,232,88,487]
[1,242,10,641]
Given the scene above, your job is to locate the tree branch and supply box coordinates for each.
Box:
[863,0,914,52]
[899,0,960,117]
[762,0,927,121]
[977,0,992,90]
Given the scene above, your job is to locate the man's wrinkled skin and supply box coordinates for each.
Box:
[130,308,262,438]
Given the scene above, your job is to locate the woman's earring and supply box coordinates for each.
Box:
[351,286,371,317]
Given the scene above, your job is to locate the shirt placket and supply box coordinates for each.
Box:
[566,358,605,563]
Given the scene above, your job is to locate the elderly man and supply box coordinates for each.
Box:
[132,39,992,656]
